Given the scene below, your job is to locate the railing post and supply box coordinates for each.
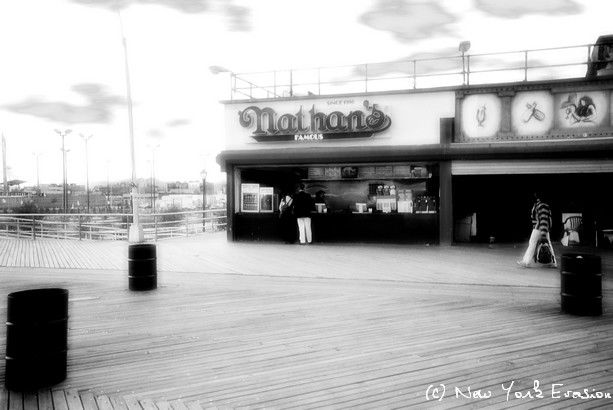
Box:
[524,50,528,82]
[289,69,293,97]
[412,60,417,89]
[466,55,471,86]
[154,214,158,242]
[31,218,35,240]
[78,215,82,240]
[185,213,189,237]
[17,219,20,238]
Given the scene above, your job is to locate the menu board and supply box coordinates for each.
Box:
[341,166,358,179]
[259,187,274,212]
[411,166,430,178]
[393,165,411,177]
[308,167,325,180]
[240,183,260,212]
[324,167,341,179]
[358,166,376,179]
[375,166,394,178]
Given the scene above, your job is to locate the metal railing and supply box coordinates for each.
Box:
[229,42,611,100]
[0,209,227,241]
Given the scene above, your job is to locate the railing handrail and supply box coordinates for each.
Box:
[0,208,225,219]
[229,41,612,100]
[0,209,227,242]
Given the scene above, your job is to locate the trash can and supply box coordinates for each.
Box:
[128,243,157,291]
[5,288,69,391]
[560,253,602,316]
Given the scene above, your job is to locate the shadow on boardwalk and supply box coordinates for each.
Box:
[0,234,612,408]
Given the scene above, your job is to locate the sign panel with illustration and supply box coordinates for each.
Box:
[460,87,612,141]
[512,91,554,135]
[240,183,260,213]
[461,94,502,139]
[555,91,608,128]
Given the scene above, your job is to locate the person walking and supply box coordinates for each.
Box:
[293,184,314,244]
[518,192,557,268]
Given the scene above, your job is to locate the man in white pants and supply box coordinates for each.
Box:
[292,184,314,244]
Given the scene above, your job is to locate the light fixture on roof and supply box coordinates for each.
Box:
[459,41,471,85]
[209,65,231,75]
[459,41,471,54]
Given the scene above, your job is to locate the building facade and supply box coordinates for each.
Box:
[218,76,613,246]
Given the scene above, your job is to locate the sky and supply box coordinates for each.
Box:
[0,0,612,188]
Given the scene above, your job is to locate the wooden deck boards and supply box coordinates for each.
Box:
[0,236,611,408]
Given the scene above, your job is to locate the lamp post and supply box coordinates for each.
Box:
[32,151,42,194]
[117,8,143,242]
[54,129,72,213]
[148,144,160,213]
[201,169,207,232]
[459,41,471,86]
[80,134,93,213]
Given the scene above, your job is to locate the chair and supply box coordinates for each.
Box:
[563,216,583,245]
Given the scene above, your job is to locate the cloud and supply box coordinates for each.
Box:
[224,4,251,32]
[147,129,164,139]
[475,0,582,18]
[2,83,125,125]
[166,119,191,127]
[347,50,552,82]
[69,0,209,13]
[359,0,456,42]
[69,0,252,30]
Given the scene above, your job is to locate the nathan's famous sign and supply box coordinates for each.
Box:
[238,100,392,142]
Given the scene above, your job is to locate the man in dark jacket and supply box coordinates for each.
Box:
[293,184,314,244]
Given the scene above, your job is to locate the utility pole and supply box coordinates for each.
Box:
[54,129,72,213]
[2,133,7,196]
[80,134,93,213]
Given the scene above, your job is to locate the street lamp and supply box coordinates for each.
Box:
[80,134,93,213]
[54,129,72,213]
[32,151,45,194]
[148,143,160,213]
[459,40,471,85]
[201,169,207,232]
[117,8,143,242]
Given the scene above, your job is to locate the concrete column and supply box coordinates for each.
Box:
[439,161,453,246]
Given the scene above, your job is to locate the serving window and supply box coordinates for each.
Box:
[237,163,439,215]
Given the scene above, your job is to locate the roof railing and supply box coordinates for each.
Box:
[227,41,613,100]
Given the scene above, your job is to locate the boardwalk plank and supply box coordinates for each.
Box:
[64,389,84,410]
[23,393,38,410]
[7,392,21,410]
[95,395,114,410]
[52,390,70,410]
[107,395,129,410]
[122,396,142,410]
[37,390,54,410]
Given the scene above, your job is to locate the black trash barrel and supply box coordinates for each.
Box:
[561,253,602,316]
[5,288,68,391]
[128,243,157,291]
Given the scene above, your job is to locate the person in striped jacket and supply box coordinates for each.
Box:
[518,193,557,267]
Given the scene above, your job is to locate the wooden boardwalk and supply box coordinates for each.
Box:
[0,235,612,408]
